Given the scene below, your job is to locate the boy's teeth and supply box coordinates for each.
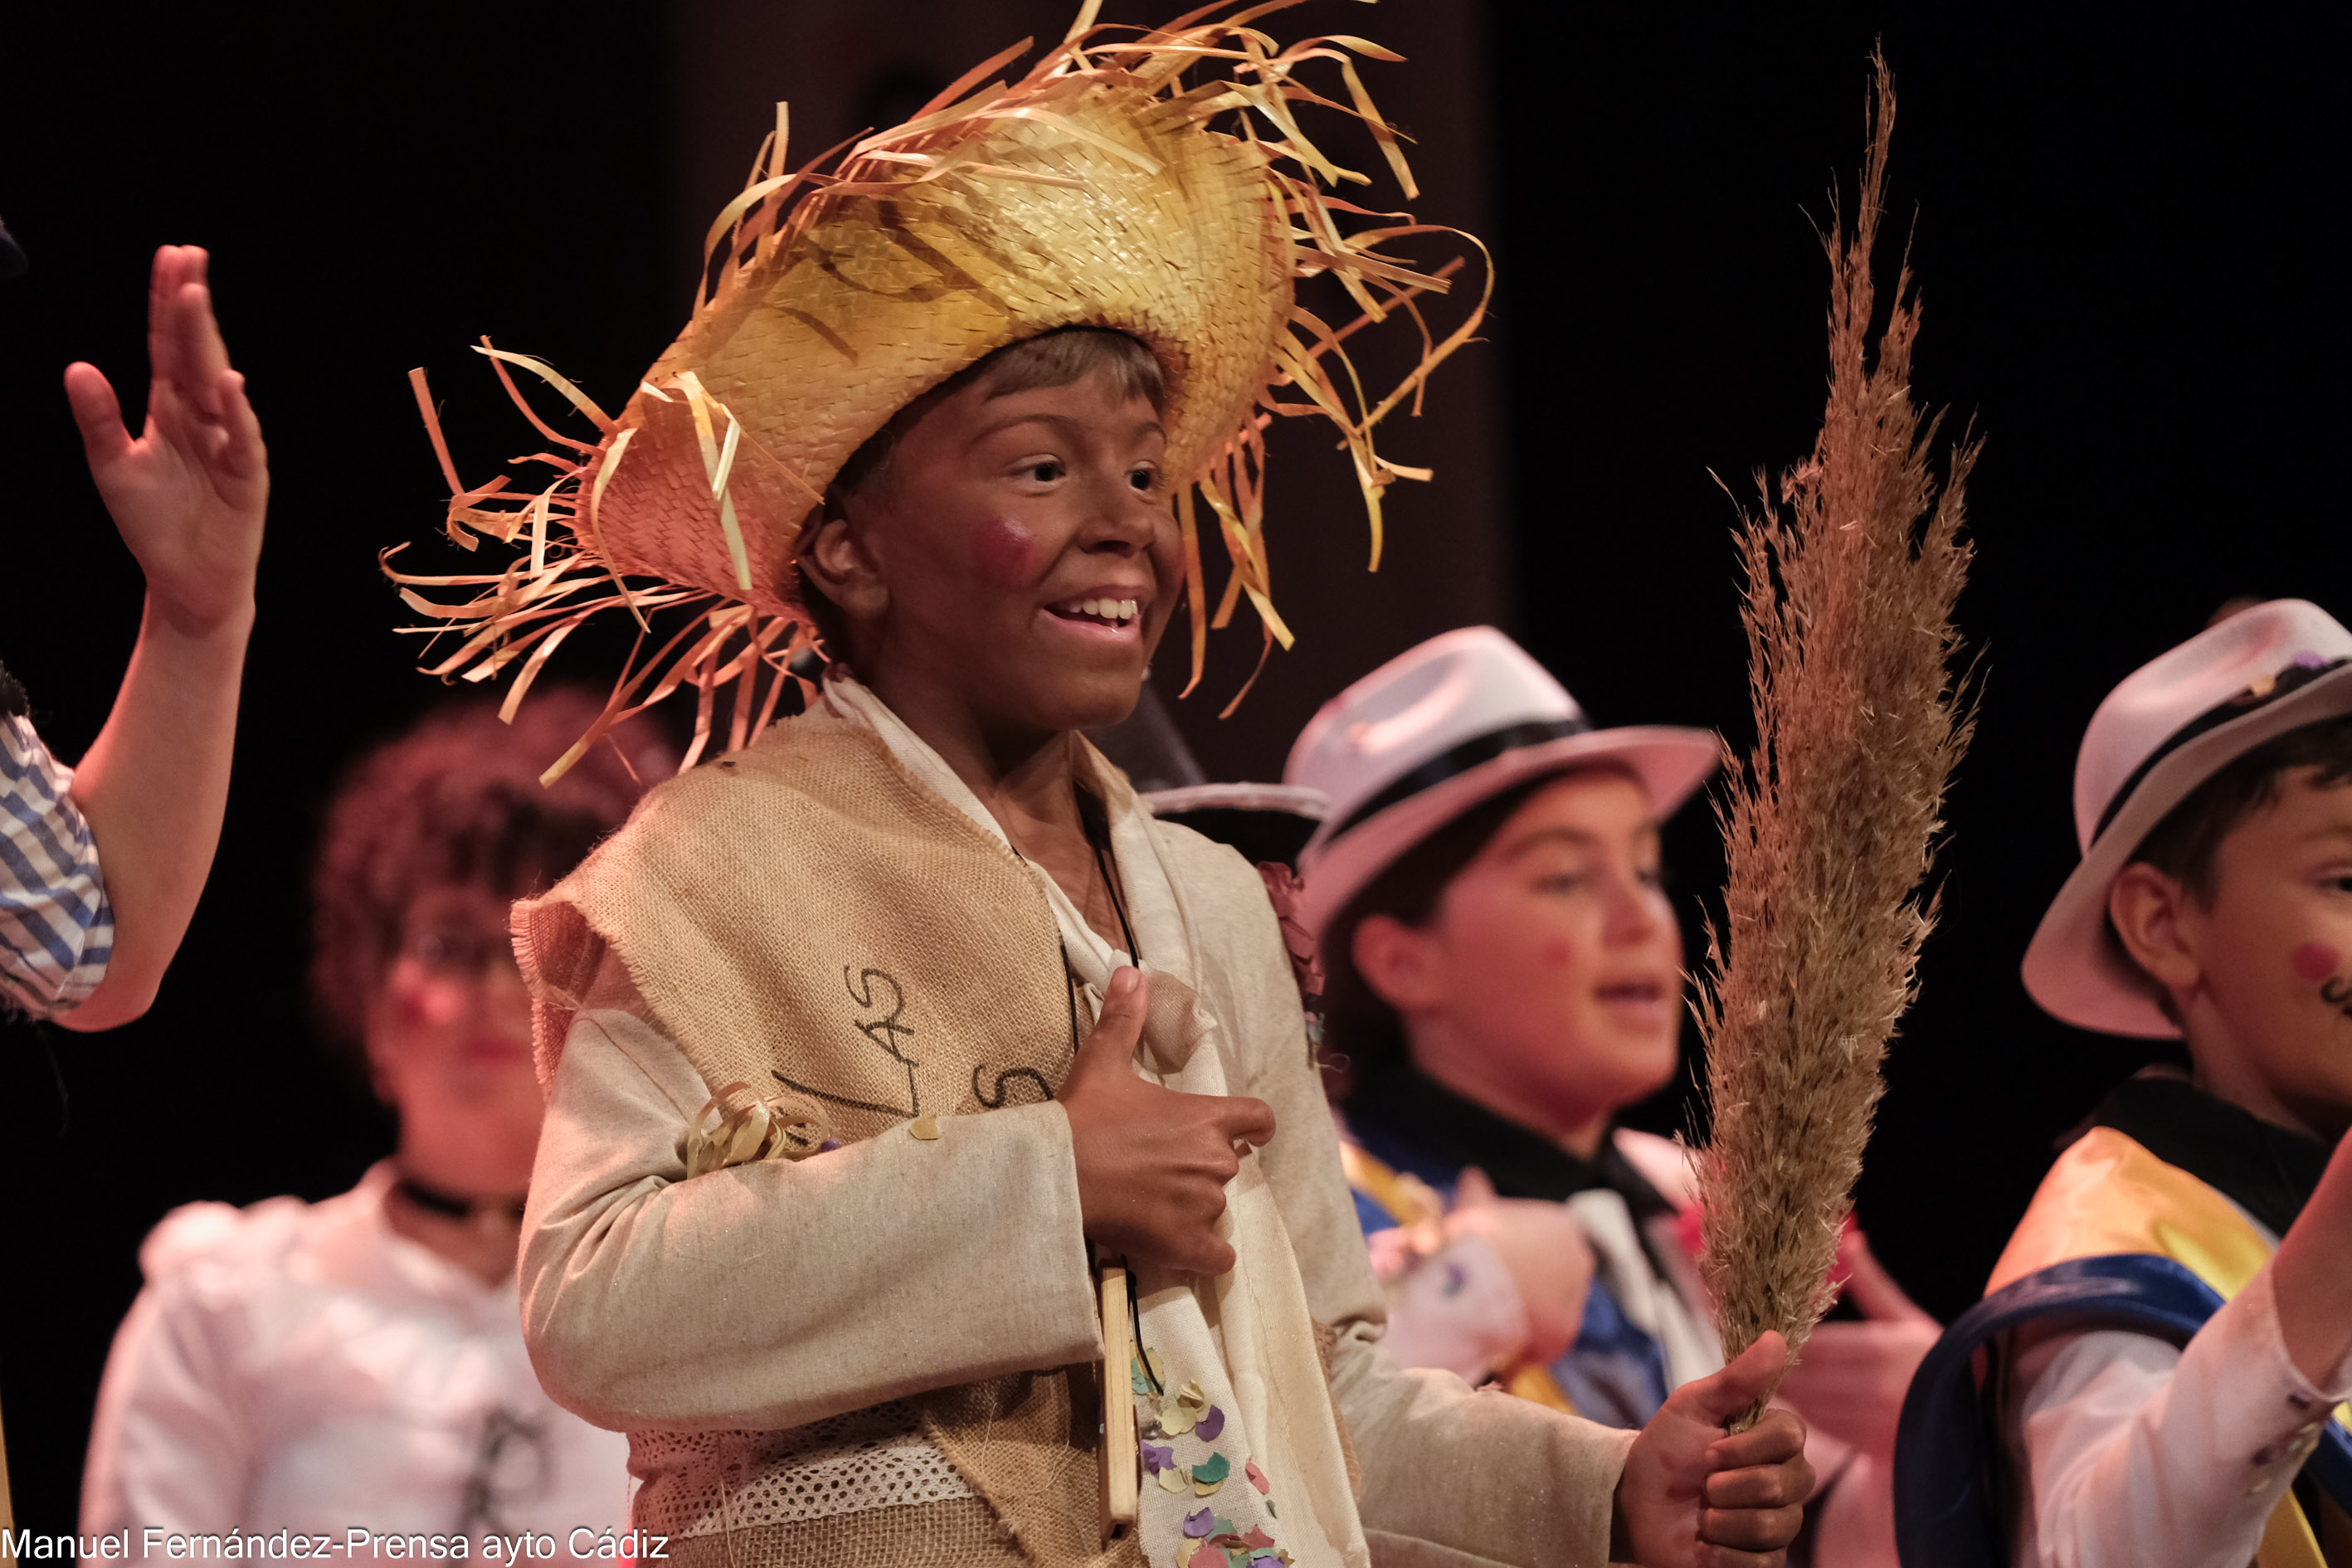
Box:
[1054,597,1141,623]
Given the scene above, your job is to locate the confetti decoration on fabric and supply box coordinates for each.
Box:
[1195,1405,1226,1440]
[1245,1460,1269,1495]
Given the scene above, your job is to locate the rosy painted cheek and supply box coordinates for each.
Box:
[1539,937,1575,967]
[2292,940,2341,983]
[969,516,1040,591]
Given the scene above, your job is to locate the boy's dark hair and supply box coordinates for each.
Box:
[2127,712,2352,904]
[309,689,662,1051]
[1319,772,1575,1089]
[798,327,1167,653]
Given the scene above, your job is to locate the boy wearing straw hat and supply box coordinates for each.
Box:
[1895,600,2352,1567]
[399,9,1814,1566]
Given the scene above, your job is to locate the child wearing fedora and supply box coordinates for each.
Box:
[399,12,1819,1566]
[1291,626,1942,1566]
[1896,598,2352,1567]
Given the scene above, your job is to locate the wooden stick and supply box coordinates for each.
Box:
[1099,1264,1139,1541]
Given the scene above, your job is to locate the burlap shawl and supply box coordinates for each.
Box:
[514,706,1131,1566]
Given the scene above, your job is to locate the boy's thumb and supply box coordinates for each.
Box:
[1683,1329,1790,1424]
[1074,967,1149,1069]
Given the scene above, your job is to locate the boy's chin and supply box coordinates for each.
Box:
[1003,669,1146,735]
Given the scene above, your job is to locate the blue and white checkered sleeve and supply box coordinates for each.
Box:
[0,713,113,1018]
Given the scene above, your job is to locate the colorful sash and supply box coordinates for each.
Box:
[1892,1123,2352,1568]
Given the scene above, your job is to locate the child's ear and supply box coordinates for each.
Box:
[1354,913,1442,1013]
[797,505,889,626]
[2108,863,2203,1002]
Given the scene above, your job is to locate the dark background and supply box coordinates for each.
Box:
[3,0,2343,1522]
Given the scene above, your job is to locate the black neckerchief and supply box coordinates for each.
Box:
[2088,1073,2332,1240]
[1346,1057,1675,1222]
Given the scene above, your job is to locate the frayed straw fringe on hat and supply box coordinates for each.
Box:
[387,0,1488,781]
[1692,53,1975,1415]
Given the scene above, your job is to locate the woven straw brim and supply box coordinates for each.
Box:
[389,3,1488,779]
[602,85,1287,617]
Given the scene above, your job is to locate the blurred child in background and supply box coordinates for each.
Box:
[80,692,664,1538]
[1292,627,1941,1566]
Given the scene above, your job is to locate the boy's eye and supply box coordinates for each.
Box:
[1025,459,1065,484]
[1535,874,1587,894]
[1127,465,1157,493]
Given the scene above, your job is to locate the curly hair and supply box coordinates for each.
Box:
[309,689,666,1049]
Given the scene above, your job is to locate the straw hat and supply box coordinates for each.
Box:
[2023,599,2352,1039]
[1286,627,1721,941]
[391,3,1487,776]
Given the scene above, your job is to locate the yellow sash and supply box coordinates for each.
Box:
[1995,1127,2347,1567]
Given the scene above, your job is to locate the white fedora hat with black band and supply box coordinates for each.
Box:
[1284,626,1723,942]
[2023,599,2352,1039]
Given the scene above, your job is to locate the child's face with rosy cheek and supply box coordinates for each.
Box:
[2174,769,2352,1141]
[364,881,545,1189]
[830,368,1181,737]
[1395,772,1686,1135]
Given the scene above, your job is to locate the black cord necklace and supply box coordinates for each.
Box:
[1052,786,1142,1054]
[393,1171,527,1225]
[1076,786,1142,960]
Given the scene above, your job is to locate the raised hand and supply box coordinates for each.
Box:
[1059,967,1277,1274]
[50,246,266,1031]
[1614,1332,1816,1568]
[63,245,267,633]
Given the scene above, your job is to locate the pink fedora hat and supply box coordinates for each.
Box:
[2023,598,2352,1039]
[1284,626,1721,942]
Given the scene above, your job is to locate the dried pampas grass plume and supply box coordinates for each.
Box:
[1693,51,1976,1413]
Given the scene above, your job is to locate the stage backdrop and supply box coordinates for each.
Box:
[4,0,2348,1531]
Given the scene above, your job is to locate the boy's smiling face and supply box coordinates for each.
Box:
[801,364,1180,741]
[2111,767,2352,1142]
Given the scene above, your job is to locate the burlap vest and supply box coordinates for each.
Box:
[516,708,1139,1567]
